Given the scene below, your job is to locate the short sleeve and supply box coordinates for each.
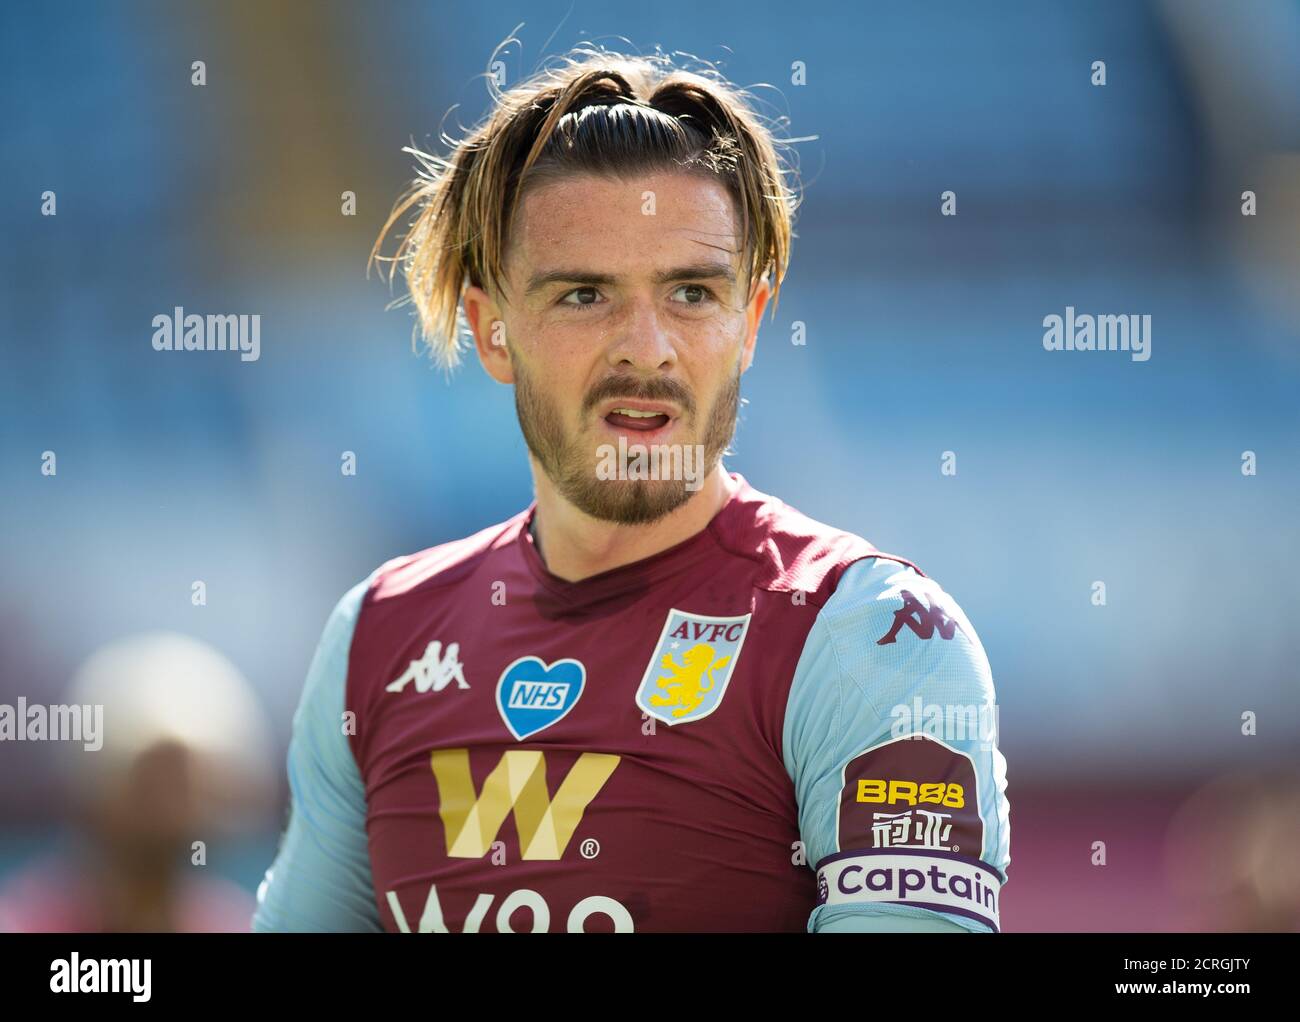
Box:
[783,557,1011,933]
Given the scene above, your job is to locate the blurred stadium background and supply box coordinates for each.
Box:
[1,0,1297,931]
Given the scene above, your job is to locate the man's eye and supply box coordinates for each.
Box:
[671,284,715,306]
[559,287,602,310]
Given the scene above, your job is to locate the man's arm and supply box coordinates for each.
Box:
[784,557,1011,933]
[252,579,382,932]
[816,911,969,932]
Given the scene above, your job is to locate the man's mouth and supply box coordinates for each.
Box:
[598,398,678,434]
[604,407,672,432]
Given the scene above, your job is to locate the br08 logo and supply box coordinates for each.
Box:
[855,779,965,808]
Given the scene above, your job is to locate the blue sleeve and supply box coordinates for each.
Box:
[252,579,381,932]
[783,557,1011,933]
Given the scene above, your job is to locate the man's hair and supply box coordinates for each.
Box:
[371,45,800,370]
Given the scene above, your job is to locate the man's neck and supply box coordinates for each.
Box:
[529,460,737,583]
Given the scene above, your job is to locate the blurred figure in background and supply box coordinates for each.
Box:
[1164,770,1300,932]
[0,633,272,932]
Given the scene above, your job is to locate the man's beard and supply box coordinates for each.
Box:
[512,353,741,526]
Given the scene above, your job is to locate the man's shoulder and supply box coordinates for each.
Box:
[364,508,530,605]
[723,476,924,608]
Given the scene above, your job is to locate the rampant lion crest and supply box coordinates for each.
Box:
[635,609,752,726]
[648,643,732,718]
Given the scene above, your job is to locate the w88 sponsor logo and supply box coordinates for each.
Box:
[386,883,634,932]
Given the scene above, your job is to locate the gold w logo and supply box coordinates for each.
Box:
[430,749,620,860]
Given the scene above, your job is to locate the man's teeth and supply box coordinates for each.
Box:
[611,408,664,418]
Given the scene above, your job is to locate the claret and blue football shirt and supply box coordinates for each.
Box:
[253,472,1010,933]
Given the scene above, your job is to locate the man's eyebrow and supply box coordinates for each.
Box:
[654,262,737,287]
[523,262,738,297]
[524,269,616,296]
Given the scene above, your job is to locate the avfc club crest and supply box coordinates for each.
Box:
[635,609,752,726]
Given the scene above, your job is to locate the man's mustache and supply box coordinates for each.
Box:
[583,377,694,416]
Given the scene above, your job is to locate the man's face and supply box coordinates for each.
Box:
[473,169,768,525]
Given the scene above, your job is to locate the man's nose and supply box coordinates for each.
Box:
[605,296,678,373]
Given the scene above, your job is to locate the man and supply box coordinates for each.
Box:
[253,49,1010,933]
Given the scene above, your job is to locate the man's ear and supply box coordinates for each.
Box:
[464,284,514,384]
[740,274,772,374]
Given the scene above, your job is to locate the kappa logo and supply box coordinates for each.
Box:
[635,609,751,725]
[386,640,469,693]
[876,589,966,645]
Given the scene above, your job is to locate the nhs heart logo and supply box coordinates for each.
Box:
[496,656,586,741]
